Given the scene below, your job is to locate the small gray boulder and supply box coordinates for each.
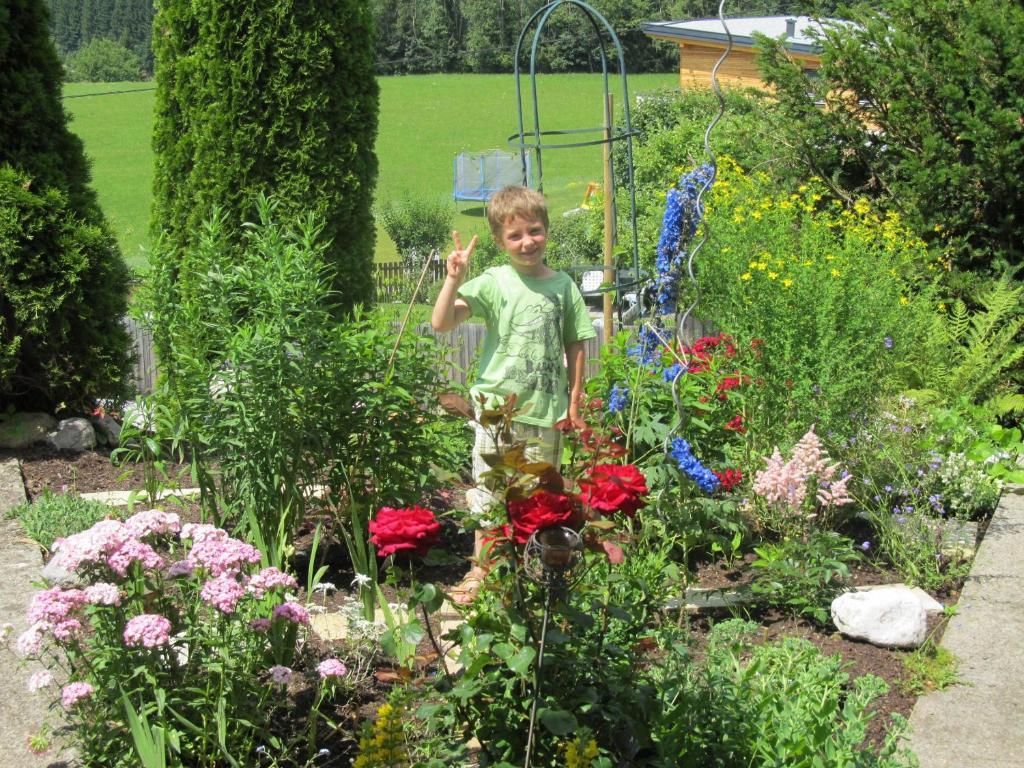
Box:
[831,586,928,648]
[46,417,96,452]
[0,412,58,448]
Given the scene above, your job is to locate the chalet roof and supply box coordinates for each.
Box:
[642,15,834,56]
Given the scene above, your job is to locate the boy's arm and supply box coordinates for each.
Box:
[431,231,477,332]
[566,339,587,429]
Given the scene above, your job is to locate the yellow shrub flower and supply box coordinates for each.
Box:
[741,272,753,281]
[900,296,909,305]
[782,278,794,288]
[831,268,842,277]
[768,271,779,280]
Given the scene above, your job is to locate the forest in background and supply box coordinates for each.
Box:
[46,0,844,78]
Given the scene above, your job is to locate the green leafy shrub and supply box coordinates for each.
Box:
[652,620,916,767]
[151,0,378,311]
[0,166,132,411]
[380,195,453,268]
[64,37,141,82]
[757,0,1024,274]
[141,199,464,564]
[6,491,117,550]
[693,158,938,448]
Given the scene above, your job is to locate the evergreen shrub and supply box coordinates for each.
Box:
[64,37,141,81]
[0,167,132,412]
[151,0,379,311]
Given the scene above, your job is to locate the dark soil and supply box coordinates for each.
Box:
[8,445,961,757]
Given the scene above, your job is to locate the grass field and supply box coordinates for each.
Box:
[64,73,677,271]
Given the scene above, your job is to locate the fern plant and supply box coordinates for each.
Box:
[908,279,1024,416]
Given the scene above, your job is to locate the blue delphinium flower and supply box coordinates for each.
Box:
[628,323,663,365]
[653,165,715,319]
[608,384,629,414]
[669,437,720,494]
[662,362,684,383]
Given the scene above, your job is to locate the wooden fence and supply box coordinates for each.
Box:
[374,259,446,301]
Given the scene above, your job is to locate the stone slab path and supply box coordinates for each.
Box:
[906,485,1024,767]
[0,458,75,767]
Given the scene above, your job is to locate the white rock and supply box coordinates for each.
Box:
[831,586,927,648]
[46,417,96,452]
[0,412,58,448]
[41,556,77,586]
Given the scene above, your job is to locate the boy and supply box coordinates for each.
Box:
[431,185,596,602]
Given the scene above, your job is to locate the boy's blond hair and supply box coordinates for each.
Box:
[486,186,549,240]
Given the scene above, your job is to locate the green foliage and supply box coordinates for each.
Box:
[693,159,938,448]
[545,206,604,271]
[908,278,1024,410]
[6,491,117,550]
[141,200,464,563]
[0,0,100,217]
[900,642,959,696]
[750,531,862,624]
[380,195,454,266]
[64,36,141,82]
[0,166,132,411]
[757,0,1024,274]
[652,620,916,767]
[47,0,155,71]
[151,0,378,312]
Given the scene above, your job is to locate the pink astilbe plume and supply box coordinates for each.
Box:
[752,425,854,516]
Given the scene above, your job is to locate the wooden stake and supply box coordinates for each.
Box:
[602,93,614,344]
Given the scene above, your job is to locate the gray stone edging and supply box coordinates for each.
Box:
[905,485,1024,767]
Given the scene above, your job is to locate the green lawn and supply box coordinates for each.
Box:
[64,72,677,271]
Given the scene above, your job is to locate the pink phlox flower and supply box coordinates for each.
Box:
[268,665,293,685]
[180,523,228,544]
[27,670,54,692]
[16,622,50,657]
[249,618,271,632]
[166,559,195,578]
[60,681,94,709]
[51,618,83,641]
[317,659,348,679]
[106,538,165,577]
[247,567,298,599]
[50,519,130,572]
[125,509,182,538]
[123,614,173,648]
[272,602,310,625]
[28,587,87,624]
[84,582,122,606]
[189,536,261,577]
[200,573,247,614]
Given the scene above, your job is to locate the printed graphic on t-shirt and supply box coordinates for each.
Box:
[495,293,563,396]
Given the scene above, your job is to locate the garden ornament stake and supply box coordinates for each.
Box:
[522,526,585,768]
[510,0,642,310]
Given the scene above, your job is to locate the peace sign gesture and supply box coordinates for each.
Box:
[446,230,478,283]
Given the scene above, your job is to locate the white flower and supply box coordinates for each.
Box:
[312,581,337,595]
[351,573,372,589]
[27,670,54,692]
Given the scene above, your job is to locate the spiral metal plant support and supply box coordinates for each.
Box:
[666,2,733,448]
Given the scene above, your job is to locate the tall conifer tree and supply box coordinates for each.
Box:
[151,0,379,309]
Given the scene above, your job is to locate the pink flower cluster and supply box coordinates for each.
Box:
[317,658,347,679]
[247,567,298,599]
[185,527,261,577]
[84,583,122,606]
[51,518,165,577]
[272,602,309,625]
[268,665,293,685]
[200,573,247,614]
[61,681,94,709]
[123,614,173,648]
[27,587,87,641]
[752,426,854,514]
[125,509,182,538]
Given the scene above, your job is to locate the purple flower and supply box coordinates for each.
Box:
[268,665,293,685]
[860,541,872,551]
[884,336,894,349]
[317,659,348,679]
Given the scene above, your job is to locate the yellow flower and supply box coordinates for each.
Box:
[782,278,793,288]
[802,260,813,267]
[741,272,753,281]
[799,184,809,193]
[812,193,822,202]
[751,210,763,220]
[854,197,871,215]
[934,223,943,232]
[779,200,793,209]
[900,296,909,305]
[768,271,779,280]
[831,268,841,277]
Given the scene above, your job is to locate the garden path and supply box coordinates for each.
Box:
[0,458,76,767]
[906,485,1024,767]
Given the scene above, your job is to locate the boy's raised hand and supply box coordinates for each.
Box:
[446,231,478,282]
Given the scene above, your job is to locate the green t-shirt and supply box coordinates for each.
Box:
[458,264,596,428]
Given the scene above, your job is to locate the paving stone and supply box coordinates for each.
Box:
[664,586,756,613]
[78,487,201,506]
[906,486,1024,767]
[0,413,57,449]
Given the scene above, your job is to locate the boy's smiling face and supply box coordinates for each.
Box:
[498,215,549,276]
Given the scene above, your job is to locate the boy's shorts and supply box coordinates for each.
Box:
[468,420,562,528]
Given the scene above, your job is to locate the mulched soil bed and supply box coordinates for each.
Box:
[8,445,961,756]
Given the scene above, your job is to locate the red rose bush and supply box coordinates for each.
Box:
[369,505,441,557]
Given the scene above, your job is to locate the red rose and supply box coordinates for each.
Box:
[369,505,441,557]
[578,464,649,517]
[507,491,575,544]
[713,468,743,492]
